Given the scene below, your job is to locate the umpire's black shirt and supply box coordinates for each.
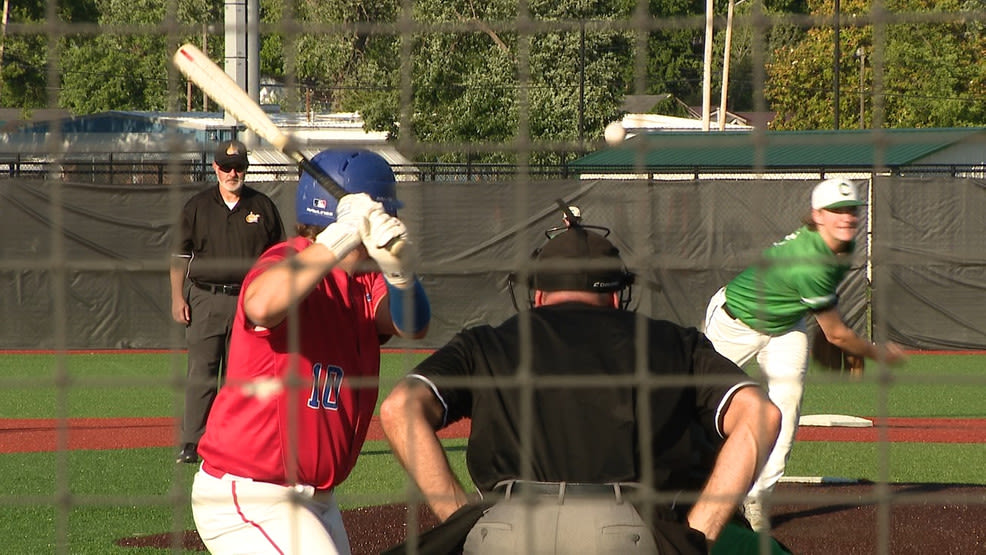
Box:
[176,185,284,284]
[408,302,758,493]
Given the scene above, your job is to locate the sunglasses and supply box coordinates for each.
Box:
[218,163,248,173]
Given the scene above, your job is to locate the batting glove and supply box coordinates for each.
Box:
[315,193,381,260]
[363,209,415,288]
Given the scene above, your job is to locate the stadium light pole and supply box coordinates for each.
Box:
[246,0,260,146]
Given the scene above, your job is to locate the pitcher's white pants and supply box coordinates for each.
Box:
[703,287,808,499]
[191,466,350,555]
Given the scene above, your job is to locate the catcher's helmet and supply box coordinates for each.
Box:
[507,224,635,311]
[296,149,403,227]
[530,227,633,294]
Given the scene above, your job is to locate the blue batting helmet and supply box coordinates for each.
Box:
[295,149,402,227]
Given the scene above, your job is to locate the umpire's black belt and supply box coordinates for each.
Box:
[192,281,241,295]
[493,480,641,501]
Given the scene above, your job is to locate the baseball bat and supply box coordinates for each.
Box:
[172,43,404,255]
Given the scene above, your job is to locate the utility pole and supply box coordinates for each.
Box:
[701,0,714,130]
[0,0,9,105]
[201,26,208,111]
[833,0,841,129]
[719,0,742,131]
[857,46,865,129]
[578,20,585,144]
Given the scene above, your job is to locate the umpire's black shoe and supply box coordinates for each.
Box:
[176,443,199,464]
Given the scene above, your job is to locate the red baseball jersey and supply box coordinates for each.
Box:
[197,236,389,491]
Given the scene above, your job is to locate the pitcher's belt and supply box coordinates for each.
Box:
[722,302,739,320]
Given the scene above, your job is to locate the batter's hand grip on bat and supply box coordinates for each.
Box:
[384,236,406,258]
[372,229,406,258]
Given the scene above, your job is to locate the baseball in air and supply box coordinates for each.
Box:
[604,121,626,145]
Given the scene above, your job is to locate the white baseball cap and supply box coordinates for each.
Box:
[811,178,865,210]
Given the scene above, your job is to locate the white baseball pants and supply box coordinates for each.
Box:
[191,466,350,555]
[703,287,809,499]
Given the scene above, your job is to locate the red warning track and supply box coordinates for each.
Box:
[795,417,986,443]
[0,417,471,454]
[1,417,983,454]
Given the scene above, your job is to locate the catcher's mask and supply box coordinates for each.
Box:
[508,219,634,311]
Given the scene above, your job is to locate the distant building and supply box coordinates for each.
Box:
[615,113,753,140]
[0,110,412,182]
[572,127,986,180]
[682,106,776,129]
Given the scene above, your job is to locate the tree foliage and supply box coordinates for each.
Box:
[765,0,986,129]
[58,0,218,113]
[282,0,643,163]
[0,0,99,110]
[6,0,985,153]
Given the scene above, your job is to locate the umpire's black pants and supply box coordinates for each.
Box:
[180,284,238,446]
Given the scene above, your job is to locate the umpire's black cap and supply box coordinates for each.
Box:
[531,227,632,293]
[214,139,249,169]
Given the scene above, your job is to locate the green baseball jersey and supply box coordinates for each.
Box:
[724,226,853,334]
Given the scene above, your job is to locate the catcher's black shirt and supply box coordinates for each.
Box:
[175,185,284,284]
[409,302,758,493]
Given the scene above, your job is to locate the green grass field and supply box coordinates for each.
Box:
[0,351,984,553]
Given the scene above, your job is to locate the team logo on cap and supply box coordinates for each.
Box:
[839,182,852,196]
[226,144,242,156]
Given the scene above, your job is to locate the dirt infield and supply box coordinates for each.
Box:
[6,416,985,553]
[117,481,986,553]
[342,482,986,554]
[765,482,986,554]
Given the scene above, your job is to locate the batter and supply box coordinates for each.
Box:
[190,149,431,554]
